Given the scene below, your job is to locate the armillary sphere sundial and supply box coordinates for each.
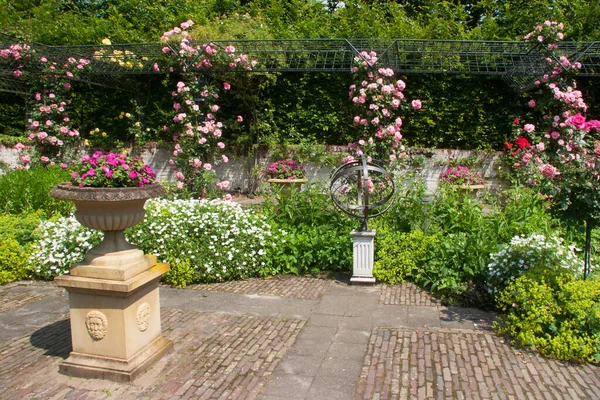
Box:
[329,156,395,232]
[329,156,395,284]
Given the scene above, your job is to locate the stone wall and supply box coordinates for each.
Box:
[0,145,505,194]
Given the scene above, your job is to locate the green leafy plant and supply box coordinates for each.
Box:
[258,182,353,276]
[496,274,600,364]
[0,165,73,217]
[373,229,439,285]
[0,237,32,284]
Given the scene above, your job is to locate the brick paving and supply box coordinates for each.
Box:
[379,282,441,306]
[0,281,63,313]
[186,275,333,300]
[0,308,304,400]
[355,328,600,400]
[0,277,599,399]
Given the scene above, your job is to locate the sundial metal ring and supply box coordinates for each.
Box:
[329,156,395,232]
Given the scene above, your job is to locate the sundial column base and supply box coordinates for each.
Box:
[350,229,376,285]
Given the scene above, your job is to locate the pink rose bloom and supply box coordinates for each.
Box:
[411,99,422,110]
[222,155,229,163]
[550,131,560,139]
[30,121,39,128]
[223,82,231,90]
[586,120,600,131]
[566,113,587,130]
[528,99,536,108]
[40,156,50,163]
[14,142,25,150]
[37,132,48,140]
[203,163,212,171]
[13,70,22,77]
[539,164,560,178]
[176,172,184,181]
[45,120,53,126]
[20,155,30,164]
[66,71,73,79]
[34,93,41,101]
[217,142,225,149]
[176,181,184,190]
[224,194,233,201]
[523,124,536,133]
[536,142,545,151]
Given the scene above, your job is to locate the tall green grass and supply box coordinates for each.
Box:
[0,166,73,217]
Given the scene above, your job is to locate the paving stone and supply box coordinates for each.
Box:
[407,305,442,329]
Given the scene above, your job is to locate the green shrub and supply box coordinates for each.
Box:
[0,237,32,284]
[0,212,44,245]
[373,229,438,285]
[258,182,354,276]
[496,274,600,364]
[0,166,73,217]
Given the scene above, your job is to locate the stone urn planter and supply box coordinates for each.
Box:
[50,182,173,382]
[266,178,308,195]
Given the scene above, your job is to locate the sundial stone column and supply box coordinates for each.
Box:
[350,229,376,284]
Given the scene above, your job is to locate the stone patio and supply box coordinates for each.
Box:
[0,277,598,399]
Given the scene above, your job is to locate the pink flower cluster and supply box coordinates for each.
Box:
[348,51,421,163]
[70,151,156,188]
[264,159,306,180]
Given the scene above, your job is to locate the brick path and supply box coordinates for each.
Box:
[0,277,599,399]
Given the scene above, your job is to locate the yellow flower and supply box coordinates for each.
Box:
[95,128,100,133]
[101,132,107,137]
[84,139,89,146]
[125,113,131,118]
[118,112,124,119]
[134,122,141,127]
[125,61,133,69]
[101,38,112,45]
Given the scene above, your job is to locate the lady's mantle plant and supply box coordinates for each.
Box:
[439,166,483,186]
[69,151,157,188]
[264,159,307,180]
[347,51,421,165]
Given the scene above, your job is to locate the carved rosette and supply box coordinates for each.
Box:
[85,310,108,341]
[136,303,151,332]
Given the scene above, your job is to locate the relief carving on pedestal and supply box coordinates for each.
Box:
[85,310,108,340]
[136,302,151,332]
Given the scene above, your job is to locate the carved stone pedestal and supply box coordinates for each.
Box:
[350,229,376,284]
[55,259,173,382]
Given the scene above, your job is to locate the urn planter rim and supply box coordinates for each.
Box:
[51,182,166,202]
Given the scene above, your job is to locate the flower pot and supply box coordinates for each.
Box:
[51,182,166,280]
[266,178,308,195]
